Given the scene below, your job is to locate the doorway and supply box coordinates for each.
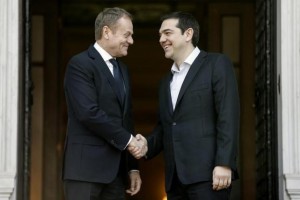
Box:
[29,1,256,200]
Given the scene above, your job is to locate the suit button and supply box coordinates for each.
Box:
[111,140,115,144]
[172,122,176,126]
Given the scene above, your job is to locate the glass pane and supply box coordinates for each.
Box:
[32,15,44,62]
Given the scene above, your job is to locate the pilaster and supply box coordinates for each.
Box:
[278,0,300,199]
[0,0,20,199]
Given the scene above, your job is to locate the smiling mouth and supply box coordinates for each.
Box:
[163,45,170,51]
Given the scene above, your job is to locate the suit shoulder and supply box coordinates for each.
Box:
[206,52,230,60]
[66,48,96,71]
[69,49,90,64]
[204,52,232,66]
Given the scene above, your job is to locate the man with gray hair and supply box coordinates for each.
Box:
[63,7,144,200]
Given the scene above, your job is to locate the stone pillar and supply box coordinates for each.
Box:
[0,0,20,199]
[277,0,300,199]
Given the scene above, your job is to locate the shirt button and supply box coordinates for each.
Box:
[172,122,176,126]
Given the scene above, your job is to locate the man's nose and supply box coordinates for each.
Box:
[159,35,166,43]
[128,36,134,44]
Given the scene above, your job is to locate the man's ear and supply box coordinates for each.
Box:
[103,26,110,39]
[185,28,194,42]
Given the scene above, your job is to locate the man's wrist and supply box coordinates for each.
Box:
[125,135,134,149]
[128,170,139,175]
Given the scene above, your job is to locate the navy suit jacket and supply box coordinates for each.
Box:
[147,51,240,191]
[62,45,137,183]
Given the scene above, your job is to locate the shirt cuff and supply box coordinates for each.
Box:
[128,170,140,174]
[124,135,133,150]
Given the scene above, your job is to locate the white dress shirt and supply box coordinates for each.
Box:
[170,47,201,110]
[94,42,116,76]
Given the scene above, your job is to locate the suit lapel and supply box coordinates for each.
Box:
[161,72,174,117]
[175,51,207,109]
[87,45,124,108]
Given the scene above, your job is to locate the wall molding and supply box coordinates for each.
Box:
[285,175,300,199]
[0,173,15,199]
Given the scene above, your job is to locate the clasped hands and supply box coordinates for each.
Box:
[127,134,148,159]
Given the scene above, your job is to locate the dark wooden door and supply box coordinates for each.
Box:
[208,3,256,200]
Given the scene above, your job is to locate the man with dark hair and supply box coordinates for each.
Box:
[63,7,144,200]
[133,11,240,199]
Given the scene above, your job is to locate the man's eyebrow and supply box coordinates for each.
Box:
[161,28,172,32]
[124,31,133,35]
[159,28,173,35]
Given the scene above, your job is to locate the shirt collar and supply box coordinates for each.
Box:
[171,47,201,74]
[93,42,114,62]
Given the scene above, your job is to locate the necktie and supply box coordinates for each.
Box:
[110,59,125,104]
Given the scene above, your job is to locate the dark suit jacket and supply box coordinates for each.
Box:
[62,45,137,184]
[147,51,240,191]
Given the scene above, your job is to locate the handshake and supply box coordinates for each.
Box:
[127,134,148,159]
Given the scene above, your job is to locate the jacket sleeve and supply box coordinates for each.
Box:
[146,121,164,159]
[64,55,131,150]
[212,54,240,169]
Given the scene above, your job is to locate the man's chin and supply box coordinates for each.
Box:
[164,53,171,59]
[119,51,128,57]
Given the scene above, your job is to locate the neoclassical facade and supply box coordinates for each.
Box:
[0,0,299,199]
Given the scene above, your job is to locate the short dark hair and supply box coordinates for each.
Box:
[95,7,132,40]
[161,11,199,47]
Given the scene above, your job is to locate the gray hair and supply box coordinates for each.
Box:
[95,7,132,40]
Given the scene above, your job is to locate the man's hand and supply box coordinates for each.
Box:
[126,171,142,196]
[127,134,148,159]
[135,134,148,157]
[212,166,232,190]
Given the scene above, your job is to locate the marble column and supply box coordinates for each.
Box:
[0,0,20,199]
[277,0,300,199]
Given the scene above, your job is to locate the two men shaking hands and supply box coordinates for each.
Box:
[127,134,148,159]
